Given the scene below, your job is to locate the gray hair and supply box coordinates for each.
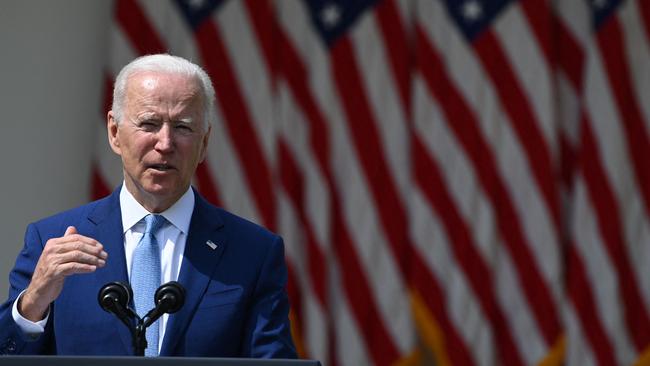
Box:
[111,54,216,129]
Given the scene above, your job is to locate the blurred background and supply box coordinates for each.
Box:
[1,0,649,365]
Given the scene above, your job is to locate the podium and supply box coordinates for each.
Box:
[0,356,320,366]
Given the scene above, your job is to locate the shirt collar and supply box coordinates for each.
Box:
[119,183,195,235]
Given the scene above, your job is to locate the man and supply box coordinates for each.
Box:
[0,54,297,358]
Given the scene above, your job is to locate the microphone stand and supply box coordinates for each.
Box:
[99,281,185,356]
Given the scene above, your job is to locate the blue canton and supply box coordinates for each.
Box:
[174,0,225,30]
[304,0,380,47]
[441,0,513,42]
[589,0,624,30]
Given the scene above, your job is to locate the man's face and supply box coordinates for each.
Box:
[107,71,211,212]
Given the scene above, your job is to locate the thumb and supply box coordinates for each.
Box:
[64,226,77,236]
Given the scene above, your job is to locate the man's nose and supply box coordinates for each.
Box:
[155,123,174,152]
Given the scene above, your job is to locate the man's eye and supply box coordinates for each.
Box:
[139,121,158,129]
[175,124,193,133]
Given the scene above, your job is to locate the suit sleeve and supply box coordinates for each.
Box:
[0,223,55,355]
[240,235,297,358]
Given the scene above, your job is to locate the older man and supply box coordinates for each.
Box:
[0,54,296,358]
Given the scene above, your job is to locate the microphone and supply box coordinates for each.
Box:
[143,281,185,327]
[99,281,185,356]
[98,282,135,328]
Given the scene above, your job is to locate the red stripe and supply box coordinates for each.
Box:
[330,196,400,365]
[567,241,617,366]
[519,0,553,67]
[330,38,412,276]
[115,0,166,54]
[102,74,114,117]
[278,142,328,306]
[248,6,401,361]
[579,118,650,350]
[637,1,650,50]
[91,163,112,200]
[474,32,561,232]
[555,14,585,91]
[413,136,524,366]
[374,0,411,113]
[419,25,562,346]
[597,18,650,236]
[194,21,277,230]
[195,161,222,207]
[410,253,475,366]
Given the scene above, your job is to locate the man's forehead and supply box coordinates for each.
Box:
[126,71,200,91]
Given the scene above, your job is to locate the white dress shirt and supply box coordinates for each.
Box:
[13,184,195,352]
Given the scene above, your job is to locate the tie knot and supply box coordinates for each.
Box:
[144,214,166,234]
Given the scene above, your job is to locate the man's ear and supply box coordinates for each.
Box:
[107,111,122,156]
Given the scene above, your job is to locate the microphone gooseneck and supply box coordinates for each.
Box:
[143,281,186,327]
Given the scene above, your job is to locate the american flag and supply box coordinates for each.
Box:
[91,0,650,364]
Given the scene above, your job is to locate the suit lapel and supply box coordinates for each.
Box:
[160,192,226,356]
[86,188,132,353]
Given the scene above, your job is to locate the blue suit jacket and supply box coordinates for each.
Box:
[0,188,296,358]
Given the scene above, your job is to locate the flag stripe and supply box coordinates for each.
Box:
[410,253,475,366]
[413,135,523,366]
[253,6,406,362]
[579,114,650,352]
[115,0,166,54]
[566,240,617,366]
[194,20,277,229]
[473,31,561,344]
[374,0,411,111]
[330,39,412,275]
[597,16,650,232]
[278,142,327,307]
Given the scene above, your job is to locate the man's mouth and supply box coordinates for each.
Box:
[148,163,174,171]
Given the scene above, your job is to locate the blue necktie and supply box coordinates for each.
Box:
[131,214,166,357]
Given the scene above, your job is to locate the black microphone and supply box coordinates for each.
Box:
[143,281,185,327]
[98,282,135,328]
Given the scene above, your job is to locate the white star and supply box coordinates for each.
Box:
[321,3,342,29]
[461,0,483,22]
[188,0,206,10]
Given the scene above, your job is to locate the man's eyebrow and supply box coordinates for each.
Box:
[175,117,194,124]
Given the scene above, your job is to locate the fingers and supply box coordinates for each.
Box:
[64,225,77,236]
[21,229,109,321]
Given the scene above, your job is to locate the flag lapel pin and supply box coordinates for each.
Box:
[206,240,218,250]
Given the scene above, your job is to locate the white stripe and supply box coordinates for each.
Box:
[419,0,563,328]
[351,13,412,201]
[565,303,598,366]
[621,0,650,129]
[330,260,372,366]
[585,46,650,313]
[410,186,489,366]
[281,1,416,353]
[278,194,329,363]
[327,73,415,354]
[138,0,202,63]
[413,75,546,364]
[494,241,547,364]
[279,1,415,357]
[216,0,276,163]
[495,4,556,156]
[205,100,261,224]
[94,122,124,189]
[277,81,331,250]
[555,0,591,49]
[107,25,137,77]
[572,177,635,364]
